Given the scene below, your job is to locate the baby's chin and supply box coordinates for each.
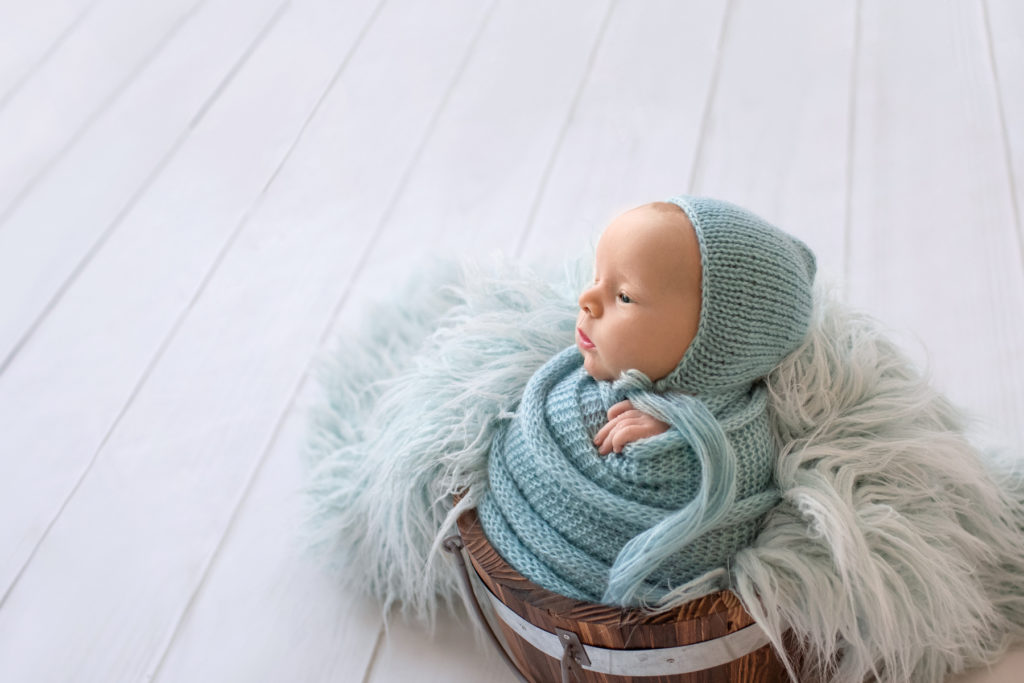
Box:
[582,356,674,385]
[581,355,616,382]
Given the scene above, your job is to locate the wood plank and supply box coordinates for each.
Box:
[948,5,1024,675]
[147,382,385,683]
[848,0,1024,455]
[0,0,380,641]
[986,0,1024,265]
[0,0,500,679]
[363,0,614,284]
[0,0,95,106]
[519,0,728,265]
[0,0,287,371]
[0,0,200,218]
[691,0,854,276]
[143,1,493,679]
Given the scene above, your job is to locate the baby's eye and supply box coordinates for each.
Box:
[617,292,633,304]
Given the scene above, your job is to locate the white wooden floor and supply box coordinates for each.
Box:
[1,1,1023,681]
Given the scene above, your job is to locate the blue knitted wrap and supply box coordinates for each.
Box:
[478,196,817,606]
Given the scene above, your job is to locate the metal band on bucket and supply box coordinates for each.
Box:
[474,572,772,677]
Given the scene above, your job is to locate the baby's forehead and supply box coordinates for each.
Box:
[596,204,701,288]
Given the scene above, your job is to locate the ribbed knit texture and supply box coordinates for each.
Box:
[479,195,817,606]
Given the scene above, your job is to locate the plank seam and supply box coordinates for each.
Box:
[842,0,863,292]
[688,0,733,193]
[0,0,293,378]
[0,0,208,229]
[186,1,293,131]
[360,626,386,683]
[141,2,398,677]
[311,0,499,355]
[980,0,1024,276]
[0,0,349,614]
[186,13,510,672]
[514,0,617,258]
[150,0,497,671]
[0,0,102,114]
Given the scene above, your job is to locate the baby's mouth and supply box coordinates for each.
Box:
[576,328,595,350]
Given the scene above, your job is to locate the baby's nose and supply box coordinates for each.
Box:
[578,287,601,316]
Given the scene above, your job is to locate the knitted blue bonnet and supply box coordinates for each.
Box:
[655,195,817,395]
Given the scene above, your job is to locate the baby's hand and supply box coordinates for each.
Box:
[593,400,670,455]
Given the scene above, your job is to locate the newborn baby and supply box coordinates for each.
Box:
[478,195,817,607]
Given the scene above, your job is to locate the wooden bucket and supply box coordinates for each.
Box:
[452,507,787,683]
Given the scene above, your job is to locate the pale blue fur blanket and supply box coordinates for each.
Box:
[303,259,1024,682]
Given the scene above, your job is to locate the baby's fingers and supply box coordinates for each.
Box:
[596,413,645,455]
[594,408,628,446]
[606,400,634,421]
[594,423,617,455]
[610,424,654,454]
[594,401,635,450]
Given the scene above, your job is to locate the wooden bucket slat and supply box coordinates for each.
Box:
[457,507,787,682]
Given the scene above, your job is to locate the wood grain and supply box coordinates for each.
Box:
[457,507,785,683]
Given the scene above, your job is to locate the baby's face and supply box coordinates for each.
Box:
[576,203,701,382]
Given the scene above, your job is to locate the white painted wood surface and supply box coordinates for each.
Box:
[848,0,1024,456]
[0,1,1021,681]
[520,0,729,264]
[0,0,200,217]
[0,0,286,369]
[0,0,96,106]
